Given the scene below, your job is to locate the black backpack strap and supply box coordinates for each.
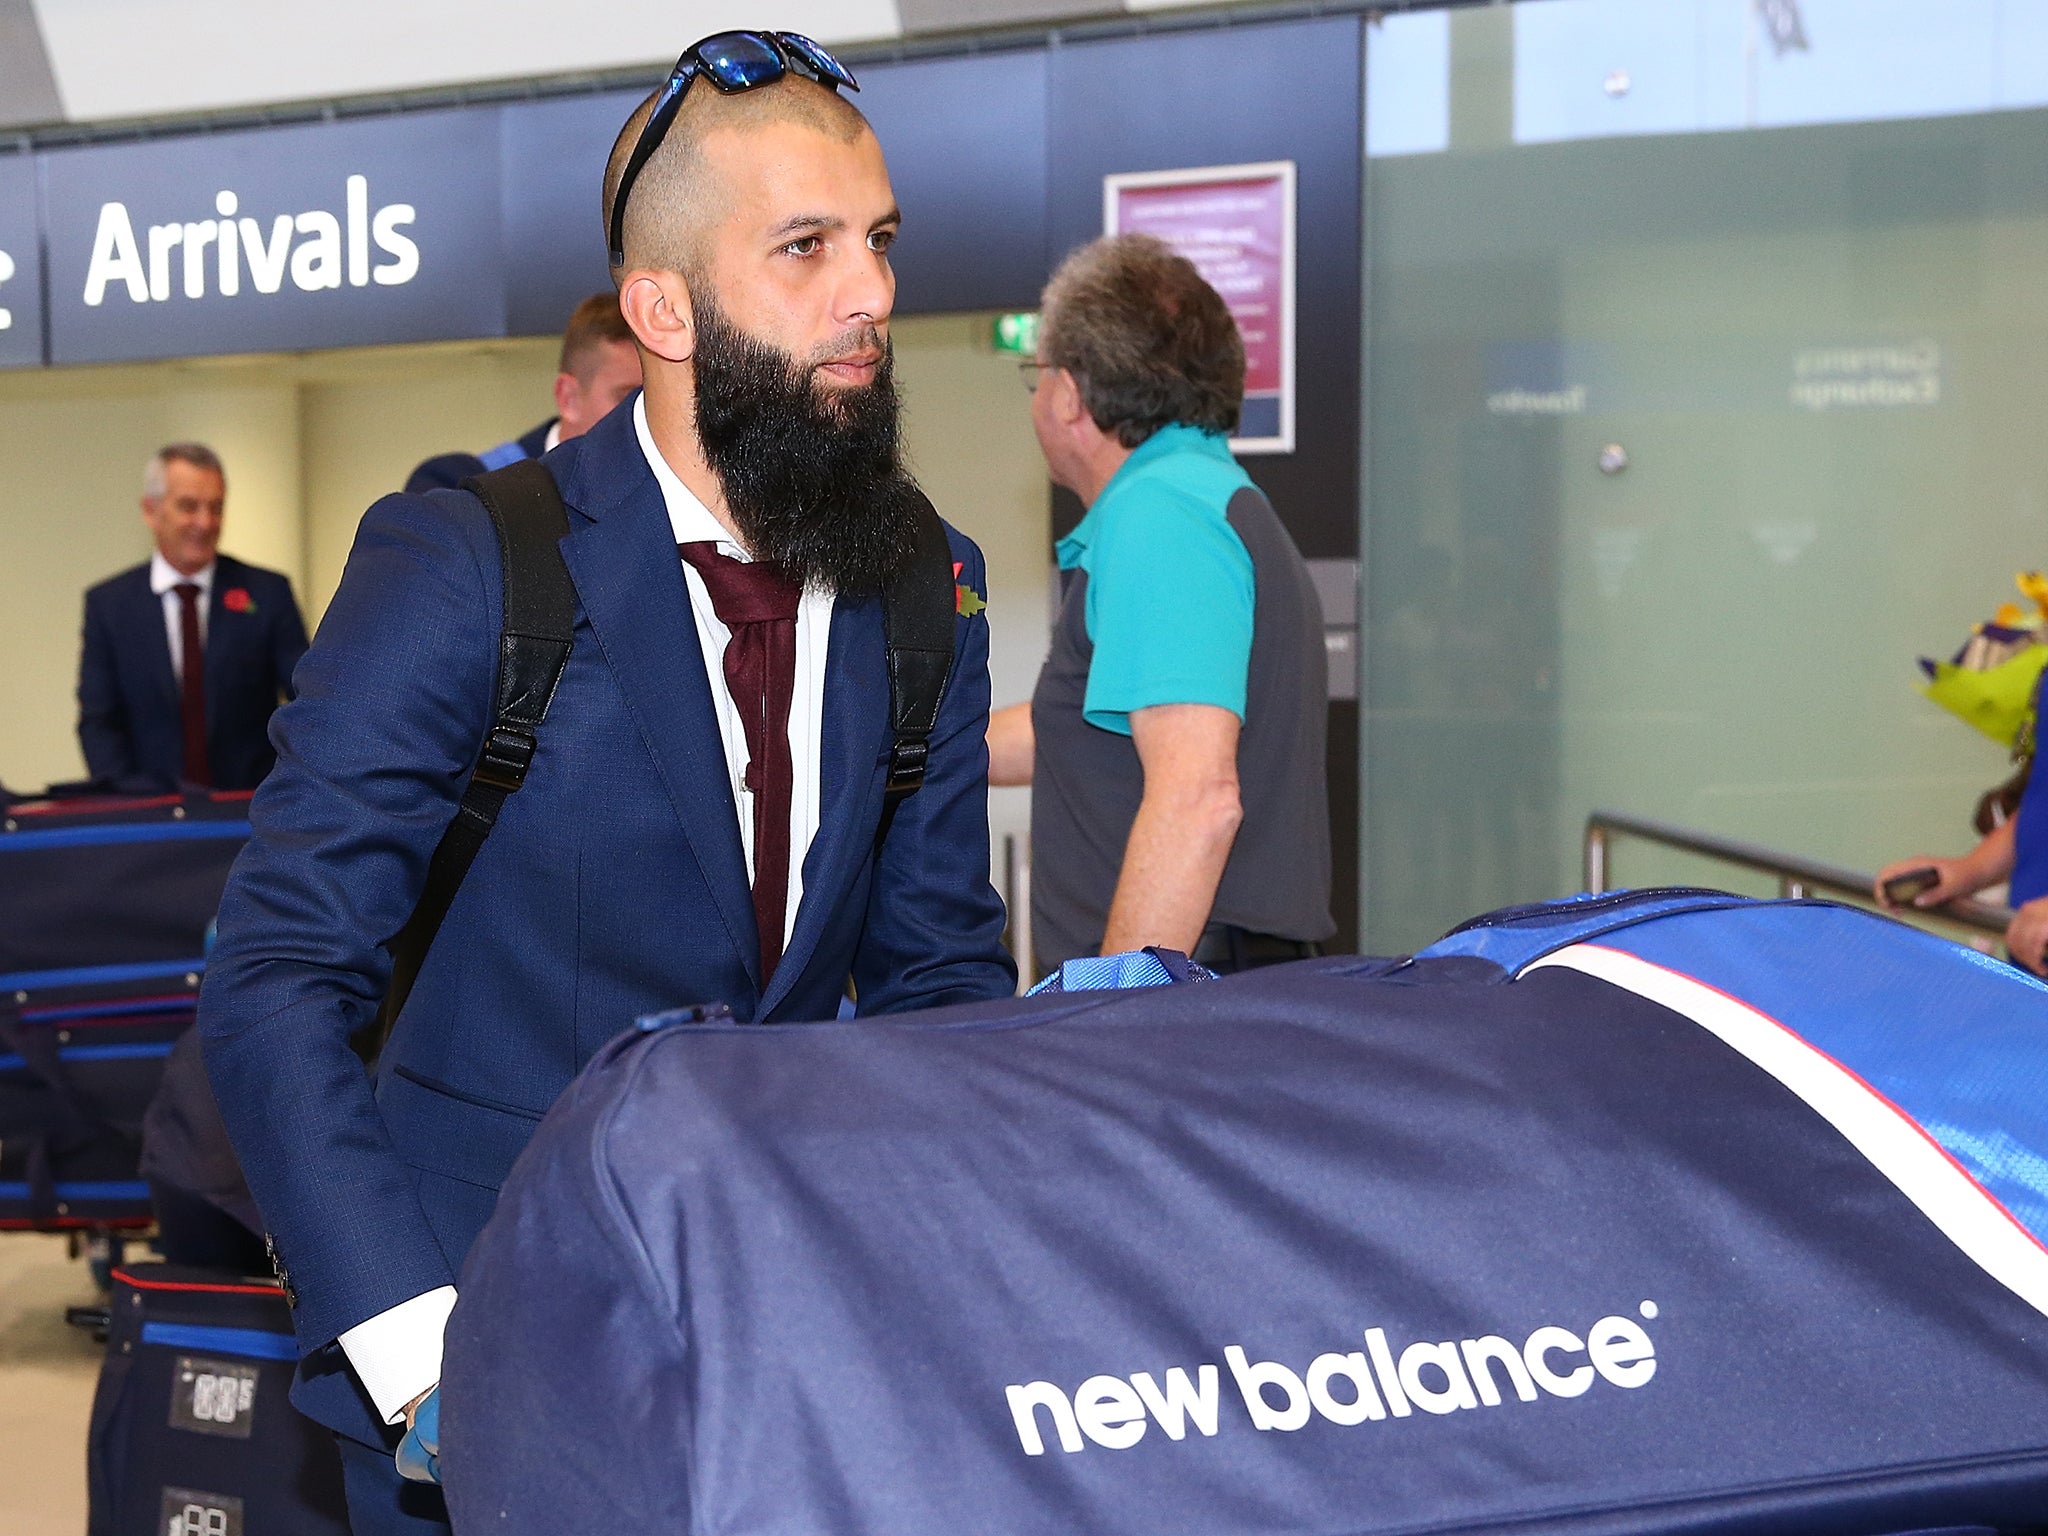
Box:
[371,460,575,1048]
[880,493,959,805]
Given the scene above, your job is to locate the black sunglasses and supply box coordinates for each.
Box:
[608,30,859,268]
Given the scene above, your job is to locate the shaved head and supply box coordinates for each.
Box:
[603,75,873,278]
[604,58,908,590]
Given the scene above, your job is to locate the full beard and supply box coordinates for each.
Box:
[689,291,924,599]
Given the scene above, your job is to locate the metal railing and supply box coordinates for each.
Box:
[1584,810,2012,943]
[1003,833,1035,995]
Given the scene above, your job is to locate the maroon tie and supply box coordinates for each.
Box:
[174,582,211,787]
[677,542,803,983]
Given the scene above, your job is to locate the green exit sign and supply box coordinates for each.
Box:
[992,311,1040,356]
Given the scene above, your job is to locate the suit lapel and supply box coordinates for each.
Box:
[552,416,760,992]
[759,594,890,1019]
[202,556,240,731]
[133,568,179,713]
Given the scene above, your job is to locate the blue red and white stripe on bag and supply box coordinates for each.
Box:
[0,1041,174,1073]
[16,991,198,1026]
[0,989,193,1075]
[0,1181,150,1213]
[0,818,251,854]
[136,1321,296,1361]
[0,956,206,995]
[1424,891,2048,1315]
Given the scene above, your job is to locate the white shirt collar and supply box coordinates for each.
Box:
[633,394,749,559]
[543,420,563,454]
[150,551,216,596]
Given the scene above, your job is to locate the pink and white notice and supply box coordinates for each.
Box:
[1108,164,1294,452]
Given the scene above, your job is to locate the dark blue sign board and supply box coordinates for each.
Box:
[858,52,1050,316]
[500,90,639,339]
[0,155,43,370]
[42,109,505,365]
[22,48,1067,363]
[17,14,1362,551]
[496,59,1055,329]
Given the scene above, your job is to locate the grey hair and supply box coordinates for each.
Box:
[1039,234,1244,448]
[143,443,226,501]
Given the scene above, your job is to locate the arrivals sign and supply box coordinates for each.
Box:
[0,156,42,370]
[1105,161,1296,454]
[42,110,504,365]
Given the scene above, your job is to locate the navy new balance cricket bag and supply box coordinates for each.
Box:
[0,794,250,1230]
[87,1265,349,1536]
[443,891,2048,1535]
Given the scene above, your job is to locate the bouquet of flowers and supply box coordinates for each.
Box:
[1918,571,2048,749]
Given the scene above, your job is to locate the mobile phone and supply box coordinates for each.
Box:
[1882,867,1941,905]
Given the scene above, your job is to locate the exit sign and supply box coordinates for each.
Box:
[991,311,1039,355]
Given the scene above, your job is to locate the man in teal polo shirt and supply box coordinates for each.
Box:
[989,234,1333,973]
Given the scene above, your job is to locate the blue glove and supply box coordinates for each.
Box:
[395,1385,441,1484]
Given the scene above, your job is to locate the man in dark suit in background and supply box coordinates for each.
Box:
[402,292,642,494]
[200,35,1013,1533]
[77,443,309,792]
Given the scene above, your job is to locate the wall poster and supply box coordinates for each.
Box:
[1104,160,1296,454]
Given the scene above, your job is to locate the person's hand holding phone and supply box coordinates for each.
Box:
[1873,855,1978,910]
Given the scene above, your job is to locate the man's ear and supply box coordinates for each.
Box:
[618,270,695,365]
[551,371,579,420]
[1052,367,1090,429]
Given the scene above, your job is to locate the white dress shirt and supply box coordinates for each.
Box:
[338,395,835,1425]
[149,551,214,681]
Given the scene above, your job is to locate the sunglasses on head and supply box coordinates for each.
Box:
[608,30,860,269]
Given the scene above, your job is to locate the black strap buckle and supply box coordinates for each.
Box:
[884,738,930,798]
[473,725,537,792]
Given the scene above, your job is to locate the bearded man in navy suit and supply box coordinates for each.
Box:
[199,36,1015,1535]
[77,443,309,792]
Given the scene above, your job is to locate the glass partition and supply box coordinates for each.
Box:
[1363,0,2048,950]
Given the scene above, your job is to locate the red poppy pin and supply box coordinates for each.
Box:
[953,561,986,618]
[222,587,256,614]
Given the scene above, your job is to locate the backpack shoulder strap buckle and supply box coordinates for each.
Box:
[472,723,538,793]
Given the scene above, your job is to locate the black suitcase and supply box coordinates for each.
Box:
[0,790,251,975]
[0,793,251,1236]
[87,1264,348,1536]
[0,973,199,1229]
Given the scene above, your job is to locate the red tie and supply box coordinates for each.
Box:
[677,543,803,983]
[174,582,211,787]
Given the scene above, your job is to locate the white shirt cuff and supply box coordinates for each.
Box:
[338,1286,459,1425]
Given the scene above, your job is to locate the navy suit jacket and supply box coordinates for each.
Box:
[77,554,307,792]
[197,399,1015,1442]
